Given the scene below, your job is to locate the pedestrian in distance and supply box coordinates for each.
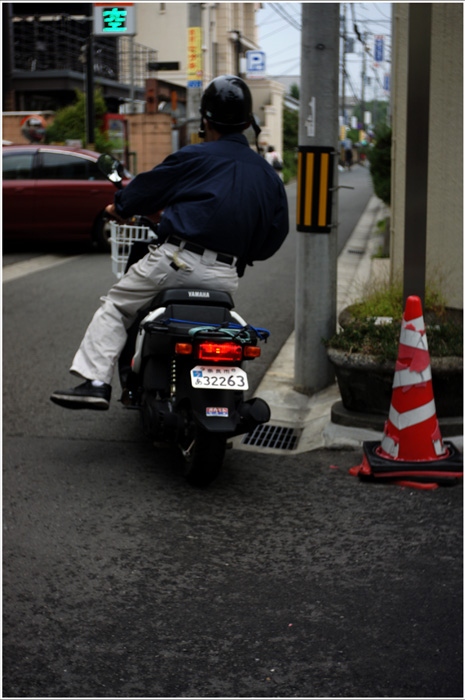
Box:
[344,137,353,171]
[51,75,289,411]
[265,145,284,180]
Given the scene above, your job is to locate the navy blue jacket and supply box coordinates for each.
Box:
[114,133,289,269]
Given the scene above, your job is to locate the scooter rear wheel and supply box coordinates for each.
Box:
[179,428,227,487]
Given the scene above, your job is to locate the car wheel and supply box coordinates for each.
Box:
[94,212,112,252]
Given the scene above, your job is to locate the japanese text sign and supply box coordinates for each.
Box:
[187,26,203,87]
[93,4,135,36]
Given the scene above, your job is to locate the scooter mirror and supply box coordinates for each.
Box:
[97,153,125,184]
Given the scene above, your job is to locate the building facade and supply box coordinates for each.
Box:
[3,2,284,158]
[390,2,463,309]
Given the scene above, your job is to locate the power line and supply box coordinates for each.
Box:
[269,3,301,31]
[259,4,301,40]
[269,60,301,77]
[260,25,293,41]
[267,55,301,68]
[266,42,300,60]
[259,3,391,100]
[358,3,392,21]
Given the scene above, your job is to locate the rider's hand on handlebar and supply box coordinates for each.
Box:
[104,203,127,223]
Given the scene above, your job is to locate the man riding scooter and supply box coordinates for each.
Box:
[51,75,289,410]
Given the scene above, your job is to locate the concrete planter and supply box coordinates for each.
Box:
[326,347,463,419]
[327,303,463,434]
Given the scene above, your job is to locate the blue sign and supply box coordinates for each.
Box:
[374,36,384,62]
[246,50,266,75]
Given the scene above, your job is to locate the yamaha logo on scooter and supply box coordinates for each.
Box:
[188,291,211,298]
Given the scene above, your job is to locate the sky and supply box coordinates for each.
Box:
[256,2,393,103]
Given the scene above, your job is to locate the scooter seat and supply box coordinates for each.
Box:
[151,288,234,309]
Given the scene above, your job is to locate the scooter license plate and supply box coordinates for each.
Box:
[190,366,248,390]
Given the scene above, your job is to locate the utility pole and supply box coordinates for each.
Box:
[294,3,339,395]
[187,3,203,143]
[85,30,95,150]
[361,32,366,130]
[403,4,432,308]
[129,35,135,113]
[341,4,346,125]
[2,3,14,111]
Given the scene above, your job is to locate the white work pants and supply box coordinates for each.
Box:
[70,242,239,385]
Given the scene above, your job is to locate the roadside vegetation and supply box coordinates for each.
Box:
[282,83,299,184]
[324,281,462,360]
[45,88,117,153]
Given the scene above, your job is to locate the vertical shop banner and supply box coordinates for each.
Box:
[374,35,384,62]
[187,27,203,87]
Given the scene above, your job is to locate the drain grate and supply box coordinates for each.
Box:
[241,424,301,451]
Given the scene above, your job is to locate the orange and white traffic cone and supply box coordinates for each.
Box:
[378,294,446,462]
[350,295,462,485]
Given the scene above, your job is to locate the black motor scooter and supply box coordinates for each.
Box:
[99,154,271,486]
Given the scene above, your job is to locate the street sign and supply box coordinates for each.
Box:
[147,62,180,71]
[246,50,266,78]
[187,26,203,87]
[93,3,135,35]
[374,35,384,62]
[305,97,315,137]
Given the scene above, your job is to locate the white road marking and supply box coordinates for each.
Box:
[2,254,85,283]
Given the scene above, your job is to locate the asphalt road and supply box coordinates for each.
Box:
[4,166,462,698]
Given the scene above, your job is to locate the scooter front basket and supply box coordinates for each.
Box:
[109,221,156,278]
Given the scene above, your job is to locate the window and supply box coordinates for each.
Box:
[2,153,34,180]
[38,152,105,180]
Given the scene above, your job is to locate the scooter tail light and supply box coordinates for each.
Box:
[175,343,193,355]
[243,346,261,359]
[198,342,243,362]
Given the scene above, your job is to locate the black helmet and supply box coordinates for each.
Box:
[200,75,253,129]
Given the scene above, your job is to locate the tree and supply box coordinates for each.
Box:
[367,123,391,206]
[282,106,299,184]
[290,83,300,100]
[283,106,298,152]
[45,89,114,152]
[352,100,389,130]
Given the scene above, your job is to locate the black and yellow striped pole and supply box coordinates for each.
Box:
[295,2,339,396]
[296,146,335,233]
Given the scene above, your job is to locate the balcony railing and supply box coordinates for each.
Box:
[12,15,157,87]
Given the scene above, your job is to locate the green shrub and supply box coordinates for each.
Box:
[324,282,462,359]
[348,281,446,321]
[325,318,462,360]
[367,124,392,206]
[283,149,298,184]
[45,88,116,153]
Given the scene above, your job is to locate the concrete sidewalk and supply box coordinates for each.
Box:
[234,194,463,455]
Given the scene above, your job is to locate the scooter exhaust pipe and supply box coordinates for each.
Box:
[239,397,270,431]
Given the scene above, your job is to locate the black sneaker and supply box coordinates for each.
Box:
[50,380,111,410]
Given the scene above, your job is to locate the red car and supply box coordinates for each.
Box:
[2,144,131,250]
